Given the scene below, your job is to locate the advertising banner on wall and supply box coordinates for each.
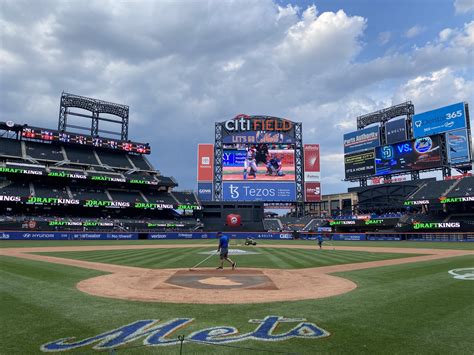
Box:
[446,129,471,166]
[385,118,407,144]
[197,144,214,182]
[197,182,213,201]
[412,102,466,138]
[344,150,376,179]
[343,126,380,154]
[304,182,321,202]
[222,182,296,201]
[375,136,442,175]
[303,144,320,182]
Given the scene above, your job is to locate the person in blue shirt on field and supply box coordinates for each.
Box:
[317,234,324,249]
[216,231,236,270]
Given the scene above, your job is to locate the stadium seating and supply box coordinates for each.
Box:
[124,171,157,182]
[147,191,177,204]
[278,216,314,231]
[408,180,457,200]
[0,138,22,157]
[25,141,65,162]
[64,146,100,166]
[128,154,152,170]
[108,190,145,203]
[0,180,31,197]
[96,150,133,169]
[263,218,282,231]
[156,176,176,186]
[302,219,326,231]
[33,182,69,198]
[172,191,199,205]
[69,186,109,200]
[446,177,474,197]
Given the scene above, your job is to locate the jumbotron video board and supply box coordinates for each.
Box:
[198,115,320,202]
[375,136,442,175]
[343,101,472,180]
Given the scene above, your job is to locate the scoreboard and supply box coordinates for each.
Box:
[21,127,150,154]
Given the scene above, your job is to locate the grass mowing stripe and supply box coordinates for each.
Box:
[30,248,424,270]
[269,247,313,268]
[292,249,332,265]
[259,248,293,269]
[146,248,205,268]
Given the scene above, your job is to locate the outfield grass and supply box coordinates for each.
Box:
[2,239,474,249]
[33,247,421,269]
[1,251,473,354]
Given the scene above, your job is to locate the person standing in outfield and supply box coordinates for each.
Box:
[216,231,236,270]
[317,234,324,249]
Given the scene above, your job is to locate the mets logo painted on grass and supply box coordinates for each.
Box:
[448,268,474,280]
[40,316,329,352]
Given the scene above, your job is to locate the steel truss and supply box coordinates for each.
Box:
[58,92,130,140]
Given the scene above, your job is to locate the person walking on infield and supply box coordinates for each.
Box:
[317,234,323,249]
[216,232,236,269]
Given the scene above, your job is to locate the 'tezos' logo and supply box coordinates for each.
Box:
[229,184,239,199]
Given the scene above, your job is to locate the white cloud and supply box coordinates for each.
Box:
[392,68,474,112]
[0,1,472,193]
[454,0,474,14]
[275,6,366,71]
[378,31,391,45]
[439,28,454,42]
[405,25,426,38]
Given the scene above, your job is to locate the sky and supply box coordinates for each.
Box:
[1,0,473,194]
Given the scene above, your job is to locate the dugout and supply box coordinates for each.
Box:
[198,202,264,231]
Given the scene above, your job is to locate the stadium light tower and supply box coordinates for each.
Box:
[58,92,130,140]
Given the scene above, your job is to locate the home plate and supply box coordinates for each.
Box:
[198,277,243,286]
[163,269,278,290]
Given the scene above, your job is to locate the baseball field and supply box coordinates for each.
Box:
[1,239,473,354]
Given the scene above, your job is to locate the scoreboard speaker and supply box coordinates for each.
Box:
[226,214,241,227]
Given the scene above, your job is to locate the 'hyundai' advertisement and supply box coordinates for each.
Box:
[222,182,296,201]
[375,136,442,175]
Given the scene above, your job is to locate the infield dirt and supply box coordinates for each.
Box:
[2,244,472,304]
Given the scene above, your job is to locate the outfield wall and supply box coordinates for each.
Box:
[0,231,473,241]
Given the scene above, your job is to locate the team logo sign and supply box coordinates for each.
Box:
[41,316,329,352]
[448,268,474,280]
